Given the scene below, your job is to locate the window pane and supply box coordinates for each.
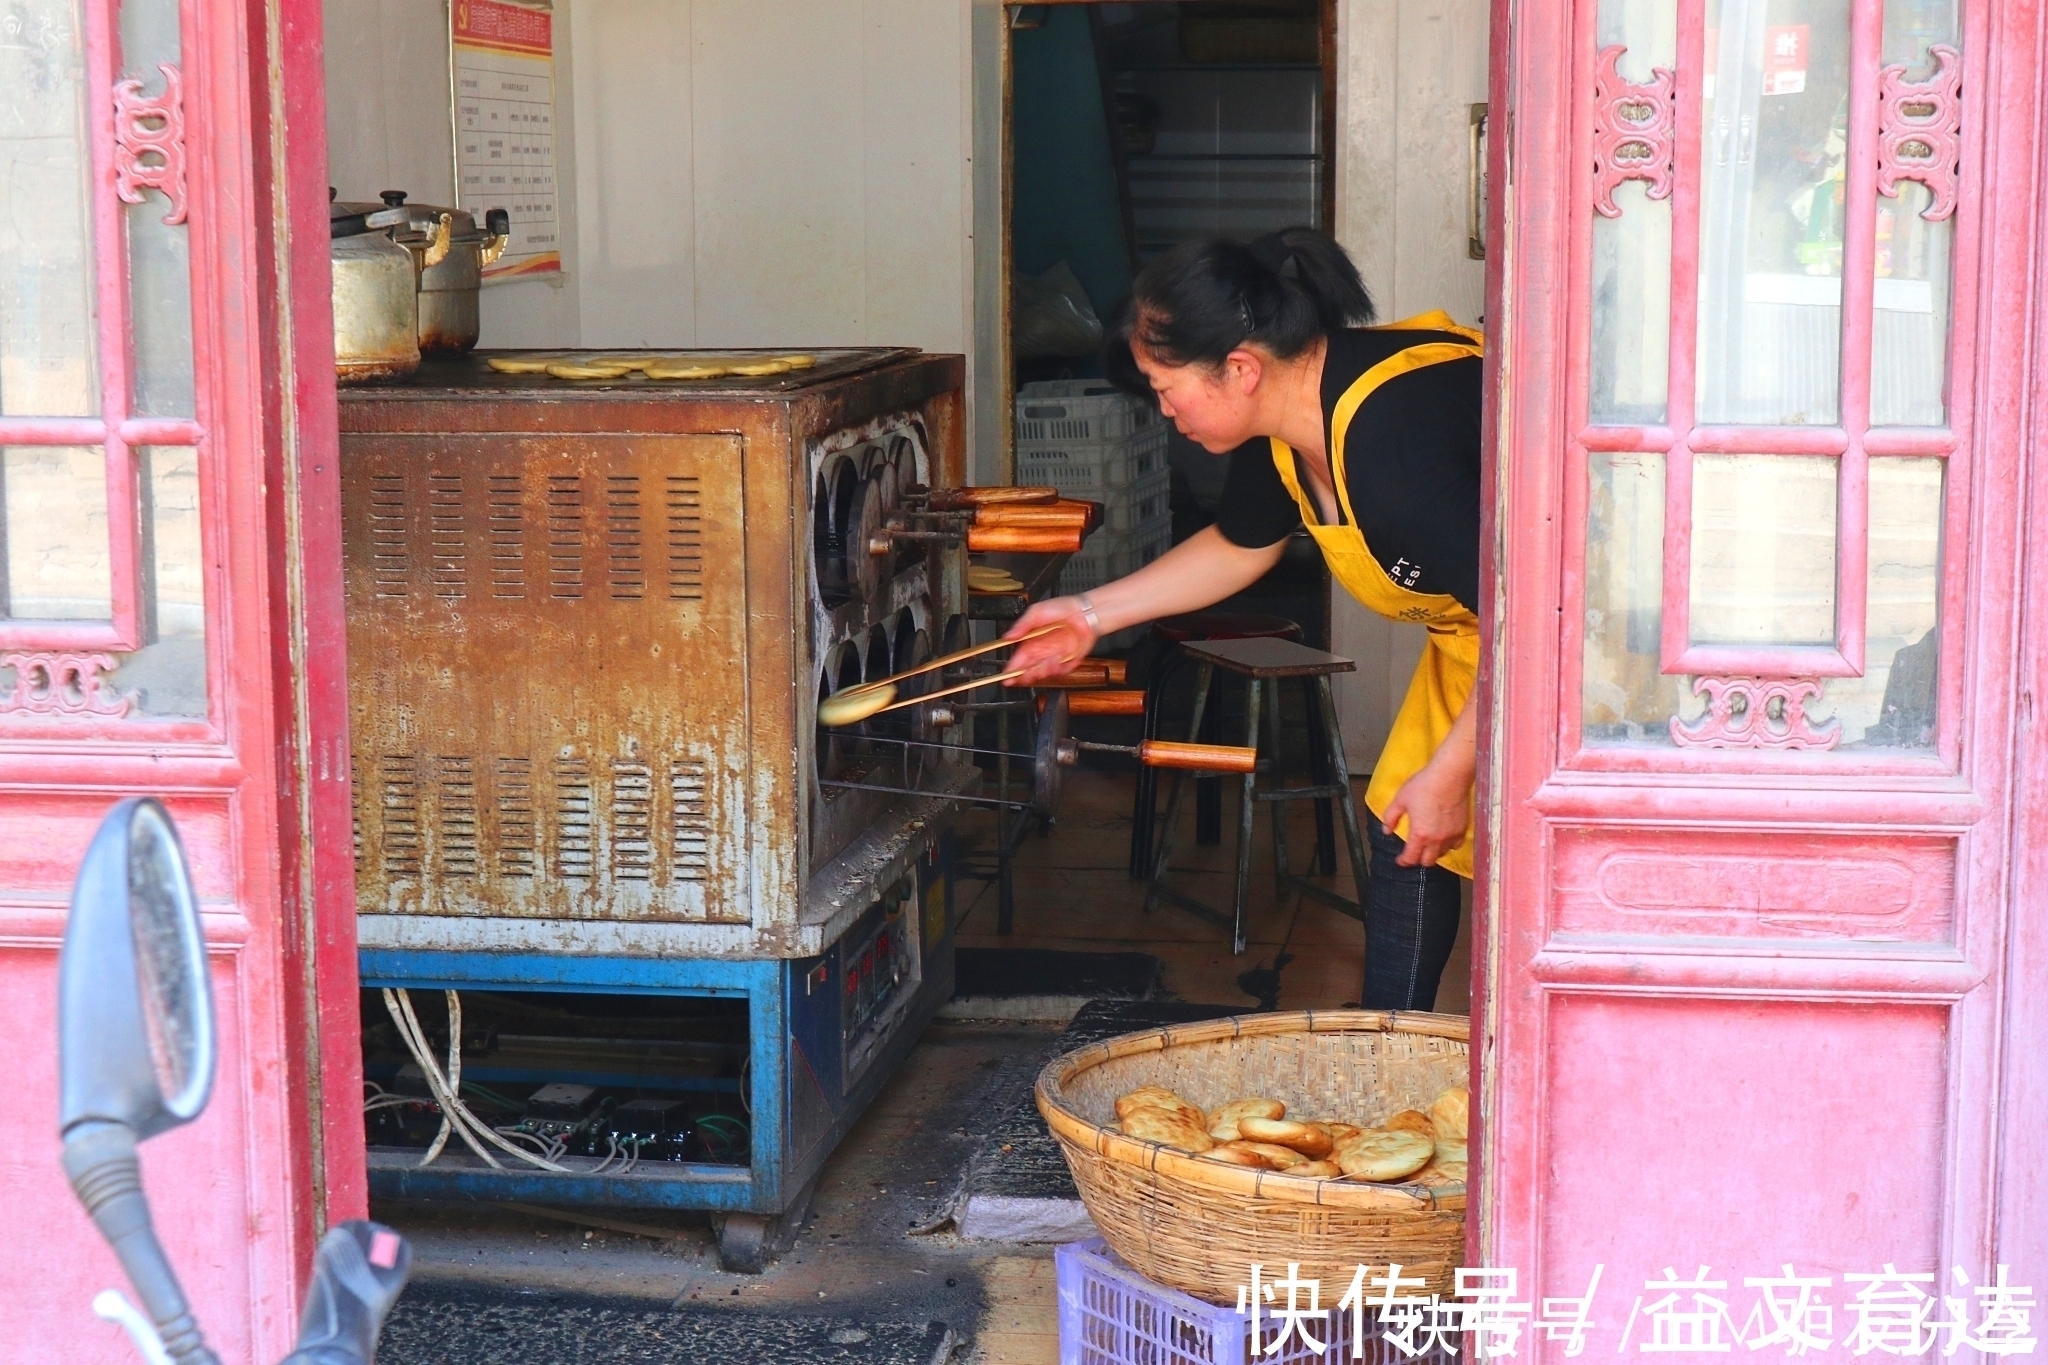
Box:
[1869,178,1951,430]
[117,447,207,715]
[0,445,112,619]
[1805,456,1942,747]
[1689,452,1838,646]
[1583,451,1683,744]
[121,0,195,417]
[1591,183,1673,425]
[0,0,98,417]
[1697,0,1851,426]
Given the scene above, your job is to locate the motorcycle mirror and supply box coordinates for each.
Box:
[59,798,222,1365]
[59,797,215,1139]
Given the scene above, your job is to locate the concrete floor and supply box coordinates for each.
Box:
[373,766,1474,1363]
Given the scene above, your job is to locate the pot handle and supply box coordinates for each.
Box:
[480,208,511,267]
[421,213,456,270]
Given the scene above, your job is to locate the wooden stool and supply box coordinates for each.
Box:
[1143,637,1371,955]
[1127,612,1308,878]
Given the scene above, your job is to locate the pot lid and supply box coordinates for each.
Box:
[365,191,509,243]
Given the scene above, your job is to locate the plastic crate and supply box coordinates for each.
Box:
[1059,519,1173,598]
[1017,380,1163,443]
[1057,1238,1459,1365]
[1098,466,1172,533]
[1020,423,1170,497]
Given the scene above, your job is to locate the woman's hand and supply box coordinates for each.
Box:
[1379,694,1480,867]
[1002,598,1097,683]
[1378,759,1472,868]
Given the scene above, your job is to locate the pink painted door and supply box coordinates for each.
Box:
[1481,0,2042,1349]
[0,0,359,1350]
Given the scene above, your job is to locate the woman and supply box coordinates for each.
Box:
[1004,227,1482,1012]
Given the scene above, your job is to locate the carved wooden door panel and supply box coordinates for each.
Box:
[1484,0,2039,1344]
[0,0,349,1349]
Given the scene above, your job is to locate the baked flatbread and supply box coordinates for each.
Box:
[1384,1109,1435,1137]
[1206,1098,1285,1141]
[1334,1129,1435,1182]
[1236,1117,1333,1159]
[1116,1087,1202,1125]
[545,362,634,380]
[776,353,818,369]
[1203,1142,1281,1169]
[644,361,729,380]
[1326,1123,1365,1144]
[728,359,794,377]
[1119,1106,1215,1153]
[486,353,563,373]
[1236,1141,1310,1168]
[1412,1160,1468,1188]
[1430,1088,1470,1143]
[1288,1159,1343,1178]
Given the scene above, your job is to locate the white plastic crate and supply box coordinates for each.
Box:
[1057,1238,1459,1365]
[1020,423,1170,496]
[1059,519,1174,598]
[1016,380,1163,443]
[1098,466,1172,533]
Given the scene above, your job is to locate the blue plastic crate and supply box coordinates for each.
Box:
[1057,1238,1457,1365]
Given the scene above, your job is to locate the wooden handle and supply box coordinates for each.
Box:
[973,499,1097,529]
[929,485,1060,509]
[1139,739,1258,773]
[1036,663,1112,688]
[967,525,1084,554]
[1067,689,1146,716]
[1080,657,1129,684]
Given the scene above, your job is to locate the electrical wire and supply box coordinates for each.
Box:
[382,988,569,1173]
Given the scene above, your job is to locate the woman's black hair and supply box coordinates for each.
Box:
[1104,227,1375,395]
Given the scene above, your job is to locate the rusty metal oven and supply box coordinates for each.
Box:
[337,349,971,1259]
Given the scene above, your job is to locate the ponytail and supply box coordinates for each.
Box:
[1104,227,1374,392]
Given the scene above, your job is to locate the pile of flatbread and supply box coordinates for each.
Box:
[968,565,1025,595]
[485,353,817,381]
[1113,1084,1467,1185]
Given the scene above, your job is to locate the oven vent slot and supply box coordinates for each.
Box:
[666,475,704,601]
[380,754,421,877]
[606,476,646,600]
[554,755,594,876]
[546,475,585,600]
[369,472,409,597]
[428,472,467,598]
[495,756,537,877]
[670,758,711,880]
[437,755,479,877]
[487,473,526,600]
[611,760,655,879]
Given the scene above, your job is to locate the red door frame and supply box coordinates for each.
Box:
[1478,0,2042,1324]
[0,0,361,1348]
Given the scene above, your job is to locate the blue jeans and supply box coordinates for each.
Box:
[1362,810,1464,1011]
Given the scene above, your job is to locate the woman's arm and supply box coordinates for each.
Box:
[1000,526,1289,682]
[1379,693,1478,867]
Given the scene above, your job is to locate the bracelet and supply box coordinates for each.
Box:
[1074,593,1102,635]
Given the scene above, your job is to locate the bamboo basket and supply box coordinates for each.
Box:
[1034,1010,1469,1306]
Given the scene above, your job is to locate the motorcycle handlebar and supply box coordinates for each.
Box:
[277,1221,410,1365]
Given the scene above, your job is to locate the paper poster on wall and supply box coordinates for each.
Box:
[452,0,561,280]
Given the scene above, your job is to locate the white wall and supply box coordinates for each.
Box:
[1330,0,1489,767]
[323,0,986,446]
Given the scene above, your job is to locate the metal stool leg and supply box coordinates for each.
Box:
[996,704,1015,935]
[1315,675,1373,914]
[1302,676,1337,875]
[1230,678,1263,956]
[1145,661,1214,915]
[1128,650,1181,879]
[1265,674,1292,897]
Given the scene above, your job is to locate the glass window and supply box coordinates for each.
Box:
[1697,0,1853,426]
[121,0,195,418]
[1583,452,1685,743]
[1,445,112,620]
[1689,453,1839,646]
[0,0,98,417]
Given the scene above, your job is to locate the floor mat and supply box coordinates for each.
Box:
[953,947,1161,1002]
[951,998,1242,1239]
[379,1284,955,1365]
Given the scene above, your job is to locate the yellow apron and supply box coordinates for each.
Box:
[1268,311,1483,878]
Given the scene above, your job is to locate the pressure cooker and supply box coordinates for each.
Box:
[328,190,510,383]
[372,191,511,356]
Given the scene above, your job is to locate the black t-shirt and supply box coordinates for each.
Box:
[1213,328,1483,612]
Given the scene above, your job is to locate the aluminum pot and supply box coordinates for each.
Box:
[330,195,423,385]
[373,191,510,355]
